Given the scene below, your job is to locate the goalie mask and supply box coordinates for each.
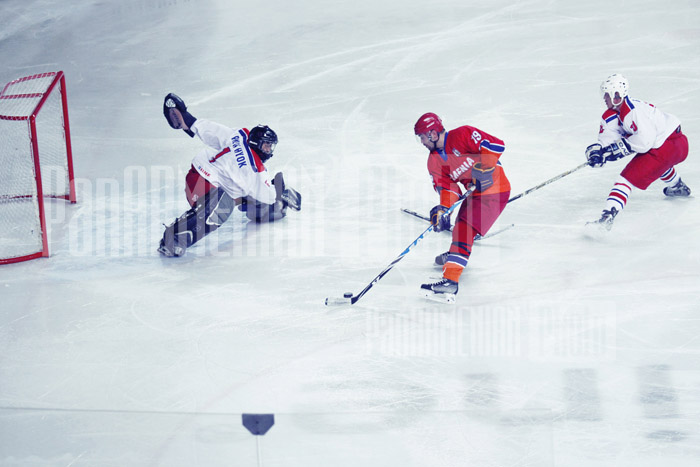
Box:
[248,125,278,162]
[600,74,628,108]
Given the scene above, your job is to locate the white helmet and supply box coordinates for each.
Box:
[600,74,629,104]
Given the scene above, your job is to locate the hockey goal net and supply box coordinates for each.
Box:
[0,71,76,264]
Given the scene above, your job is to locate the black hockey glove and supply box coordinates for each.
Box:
[585,143,605,167]
[603,139,633,162]
[163,93,196,137]
[430,205,451,232]
[472,162,495,191]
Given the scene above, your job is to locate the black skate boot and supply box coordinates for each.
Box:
[420,277,458,303]
[663,178,691,197]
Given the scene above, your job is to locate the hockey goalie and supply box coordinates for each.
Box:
[158,93,301,257]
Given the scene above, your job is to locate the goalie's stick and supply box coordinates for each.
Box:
[325,186,476,306]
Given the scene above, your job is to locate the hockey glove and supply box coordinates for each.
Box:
[604,139,633,162]
[472,162,495,191]
[163,93,196,137]
[585,143,605,168]
[430,205,451,232]
[281,188,302,211]
[271,172,302,211]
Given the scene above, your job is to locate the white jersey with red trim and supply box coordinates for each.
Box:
[190,119,277,204]
[598,97,681,154]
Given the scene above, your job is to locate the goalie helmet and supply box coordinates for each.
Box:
[600,74,629,105]
[248,125,278,162]
[414,112,444,135]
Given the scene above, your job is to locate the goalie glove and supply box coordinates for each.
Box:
[604,139,633,162]
[585,143,605,168]
[163,93,196,137]
[430,205,451,232]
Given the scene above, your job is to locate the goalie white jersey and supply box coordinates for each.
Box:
[190,119,277,204]
[598,97,681,154]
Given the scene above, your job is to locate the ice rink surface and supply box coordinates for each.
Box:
[1,0,699,465]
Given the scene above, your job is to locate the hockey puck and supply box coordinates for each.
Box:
[344,292,353,298]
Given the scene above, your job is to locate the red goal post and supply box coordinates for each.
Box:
[0,71,76,264]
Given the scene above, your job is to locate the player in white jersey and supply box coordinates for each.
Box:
[158,93,301,257]
[585,74,690,230]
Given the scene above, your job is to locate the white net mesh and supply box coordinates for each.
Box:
[0,72,72,262]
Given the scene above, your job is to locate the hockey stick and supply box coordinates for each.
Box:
[325,186,476,306]
[399,208,514,240]
[402,161,587,229]
[507,162,588,203]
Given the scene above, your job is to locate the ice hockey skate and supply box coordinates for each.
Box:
[420,277,458,303]
[597,206,619,230]
[663,179,691,197]
[585,206,619,233]
[157,232,189,257]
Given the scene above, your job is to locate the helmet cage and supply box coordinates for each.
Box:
[248,125,278,162]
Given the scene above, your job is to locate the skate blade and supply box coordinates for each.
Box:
[420,290,456,304]
[583,221,610,239]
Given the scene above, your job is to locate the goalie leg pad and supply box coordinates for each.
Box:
[159,188,234,256]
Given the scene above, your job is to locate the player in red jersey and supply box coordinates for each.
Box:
[414,112,511,301]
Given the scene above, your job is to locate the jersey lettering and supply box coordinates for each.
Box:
[450,157,475,179]
[230,134,248,169]
[630,121,638,132]
[197,165,211,178]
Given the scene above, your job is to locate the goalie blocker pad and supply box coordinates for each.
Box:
[272,172,302,211]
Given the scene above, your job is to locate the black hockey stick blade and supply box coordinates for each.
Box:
[325,292,359,306]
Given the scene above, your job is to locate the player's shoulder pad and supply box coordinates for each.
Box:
[602,108,619,123]
[619,96,635,120]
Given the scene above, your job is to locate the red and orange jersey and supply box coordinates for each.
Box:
[426,125,510,207]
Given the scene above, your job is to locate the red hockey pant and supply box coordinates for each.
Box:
[620,127,688,190]
[444,191,509,282]
[185,165,217,207]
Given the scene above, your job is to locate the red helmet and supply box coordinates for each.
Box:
[414,112,444,135]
